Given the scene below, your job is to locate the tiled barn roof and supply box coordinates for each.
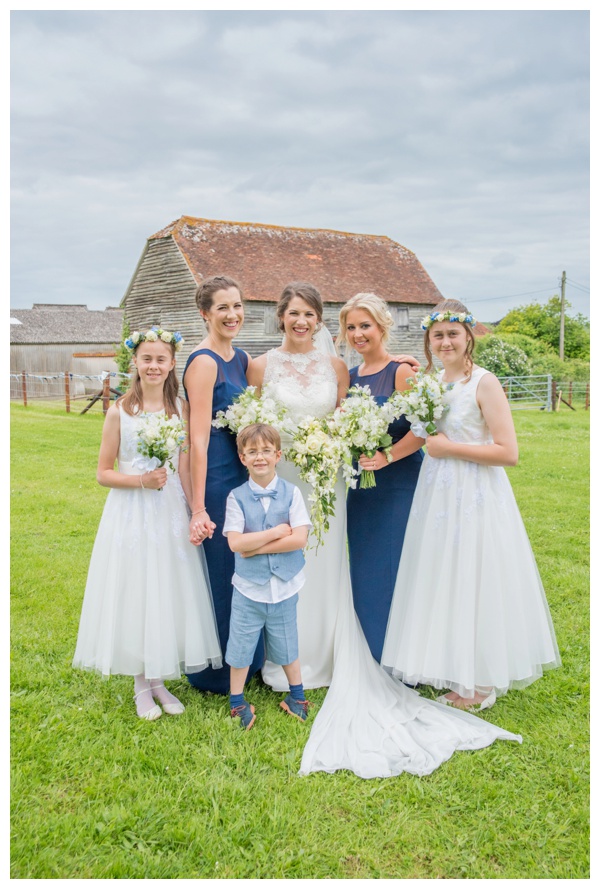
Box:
[149,216,444,305]
[10,304,124,344]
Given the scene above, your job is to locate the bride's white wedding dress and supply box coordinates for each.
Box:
[261,346,521,778]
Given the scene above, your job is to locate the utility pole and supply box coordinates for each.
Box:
[559,270,566,360]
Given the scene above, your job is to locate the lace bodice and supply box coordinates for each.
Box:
[117,402,181,475]
[438,366,493,445]
[262,349,338,423]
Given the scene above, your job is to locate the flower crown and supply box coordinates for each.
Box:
[421,311,477,331]
[124,326,184,352]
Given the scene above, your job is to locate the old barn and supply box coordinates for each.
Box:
[121,216,447,373]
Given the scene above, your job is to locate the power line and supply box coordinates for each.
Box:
[566,277,589,291]
[467,288,556,304]
[566,279,590,294]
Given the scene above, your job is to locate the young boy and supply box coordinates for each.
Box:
[223,423,312,730]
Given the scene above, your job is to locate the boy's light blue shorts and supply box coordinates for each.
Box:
[226,588,299,668]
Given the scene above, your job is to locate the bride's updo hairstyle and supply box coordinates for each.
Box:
[195,275,243,326]
[337,292,394,349]
[276,282,323,333]
[423,299,476,379]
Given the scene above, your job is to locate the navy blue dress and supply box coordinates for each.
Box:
[182,347,264,694]
[346,362,423,663]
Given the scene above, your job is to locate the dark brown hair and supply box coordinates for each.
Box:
[195,275,243,316]
[237,423,282,454]
[118,340,180,418]
[423,299,476,379]
[276,282,323,332]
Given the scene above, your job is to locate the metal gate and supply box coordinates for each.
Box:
[497,374,552,411]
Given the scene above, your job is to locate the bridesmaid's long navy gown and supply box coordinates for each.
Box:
[182,347,264,694]
[346,361,423,663]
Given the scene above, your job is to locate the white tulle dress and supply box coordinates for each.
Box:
[381,366,561,698]
[259,348,522,778]
[72,402,222,680]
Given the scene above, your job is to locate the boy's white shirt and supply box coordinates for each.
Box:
[223,474,311,604]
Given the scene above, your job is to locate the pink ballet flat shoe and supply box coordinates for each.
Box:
[467,690,496,712]
[436,693,456,706]
[133,691,162,722]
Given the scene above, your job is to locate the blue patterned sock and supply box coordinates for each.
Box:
[230,692,245,709]
[289,683,305,702]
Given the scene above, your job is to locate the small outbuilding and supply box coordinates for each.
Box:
[121,216,449,372]
[10,304,124,378]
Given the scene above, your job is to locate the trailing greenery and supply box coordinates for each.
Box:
[10,403,589,879]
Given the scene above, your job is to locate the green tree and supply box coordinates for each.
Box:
[114,315,132,392]
[475,336,532,377]
[495,296,590,359]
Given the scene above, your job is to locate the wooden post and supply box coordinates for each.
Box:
[551,379,557,411]
[568,381,573,406]
[585,383,590,410]
[102,374,110,414]
[21,372,27,407]
[64,372,71,413]
[556,390,562,412]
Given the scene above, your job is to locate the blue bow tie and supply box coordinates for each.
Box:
[252,488,278,500]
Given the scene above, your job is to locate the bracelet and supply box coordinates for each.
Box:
[386,450,394,464]
[140,473,145,489]
[192,508,207,516]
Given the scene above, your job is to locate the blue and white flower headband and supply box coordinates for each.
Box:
[124,326,184,352]
[421,311,477,331]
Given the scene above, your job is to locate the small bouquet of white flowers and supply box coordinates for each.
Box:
[387,370,449,438]
[212,386,290,435]
[136,413,187,484]
[329,386,394,489]
[285,417,347,549]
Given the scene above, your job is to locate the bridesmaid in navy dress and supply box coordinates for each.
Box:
[182,276,264,694]
[339,293,425,663]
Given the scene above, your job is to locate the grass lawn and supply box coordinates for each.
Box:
[10,402,589,879]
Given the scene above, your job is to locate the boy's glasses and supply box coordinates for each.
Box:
[244,449,277,457]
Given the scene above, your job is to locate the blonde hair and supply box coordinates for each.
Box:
[237,423,281,454]
[424,299,476,378]
[118,340,180,418]
[337,292,394,348]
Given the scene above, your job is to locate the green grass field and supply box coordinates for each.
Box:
[10,403,589,879]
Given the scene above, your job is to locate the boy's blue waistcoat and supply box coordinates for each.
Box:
[232,477,305,584]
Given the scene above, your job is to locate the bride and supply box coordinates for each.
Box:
[249,282,521,778]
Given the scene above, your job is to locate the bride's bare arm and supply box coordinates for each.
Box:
[247,353,267,394]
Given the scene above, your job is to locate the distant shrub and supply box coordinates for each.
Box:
[475,336,531,377]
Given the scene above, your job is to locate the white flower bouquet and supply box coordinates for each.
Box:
[387,370,449,438]
[212,386,290,435]
[285,417,348,549]
[136,413,187,483]
[329,386,394,489]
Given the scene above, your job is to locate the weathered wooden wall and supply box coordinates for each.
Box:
[123,236,435,375]
[10,344,119,376]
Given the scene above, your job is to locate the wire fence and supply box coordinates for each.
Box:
[9,371,131,414]
[10,371,590,414]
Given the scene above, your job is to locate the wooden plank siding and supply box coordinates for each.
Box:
[122,235,436,376]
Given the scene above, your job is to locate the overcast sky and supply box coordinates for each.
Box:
[10,8,590,322]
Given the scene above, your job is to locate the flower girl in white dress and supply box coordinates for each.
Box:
[73,329,222,720]
[381,300,561,710]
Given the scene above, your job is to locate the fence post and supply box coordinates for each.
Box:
[551,379,557,411]
[21,372,27,408]
[64,372,71,413]
[568,381,573,407]
[102,373,110,414]
[585,383,590,411]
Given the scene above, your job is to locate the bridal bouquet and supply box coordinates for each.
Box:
[387,370,449,437]
[329,386,395,489]
[212,386,290,435]
[285,417,349,549]
[136,412,187,477]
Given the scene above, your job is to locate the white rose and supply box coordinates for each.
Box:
[166,437,176,451]
[145,330,158,342]
[305,434,323,454]
[160,332,171,343]
[353,430,367,447]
